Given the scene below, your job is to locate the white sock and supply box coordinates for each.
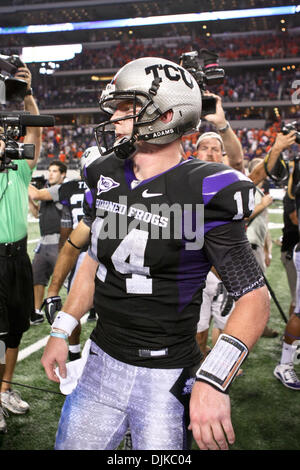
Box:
[280,341,294,364]
[69,344,81,354]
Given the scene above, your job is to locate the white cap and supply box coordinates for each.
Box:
[196,132,224,152]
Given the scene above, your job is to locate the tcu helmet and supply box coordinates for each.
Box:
[95,57,202,159]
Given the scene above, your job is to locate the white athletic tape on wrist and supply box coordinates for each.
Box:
[52,311,79,337]
[196,333,248,393]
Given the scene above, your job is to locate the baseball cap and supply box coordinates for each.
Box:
[196,132,224,152]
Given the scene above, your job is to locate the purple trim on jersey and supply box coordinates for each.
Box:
[124,158,191,190]
[177,245,211,313]
[60,199,70,206]
[124,159,136,189]
[202,170,241,205]
[85,189,94,208]
[204,220,230,234]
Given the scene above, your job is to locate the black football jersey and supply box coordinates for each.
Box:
[84,155,264,368]
[58,179,90,229]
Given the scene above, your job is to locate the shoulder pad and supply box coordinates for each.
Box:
[202,167,252,206]
[81,146,101,170]
[203,167,255,222]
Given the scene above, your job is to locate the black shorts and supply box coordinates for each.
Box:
[0,237,34,336]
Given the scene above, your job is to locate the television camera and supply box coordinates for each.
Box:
[0,112,55,172]
[180,49,225,116]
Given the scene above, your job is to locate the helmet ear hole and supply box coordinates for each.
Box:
[160,110,173,123]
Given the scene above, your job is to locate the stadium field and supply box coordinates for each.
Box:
[1,201,300,451]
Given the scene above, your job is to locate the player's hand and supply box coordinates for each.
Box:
[189,381,235,450]
[42,296,62,324]
[41,336,68,383]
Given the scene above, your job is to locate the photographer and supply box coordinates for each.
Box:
[197,90,244,172]
[0,63,42,433]
[249,130,297,185]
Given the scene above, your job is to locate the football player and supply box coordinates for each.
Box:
[28,160,67,325]
[41,57,269,450]
[43,149,100,360]
[29,158,97,359]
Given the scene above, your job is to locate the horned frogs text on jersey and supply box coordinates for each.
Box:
[85,155,265,368]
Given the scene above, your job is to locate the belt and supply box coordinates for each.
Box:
[0,237,27,257]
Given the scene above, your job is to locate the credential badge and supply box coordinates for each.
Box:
[97,175,120,195]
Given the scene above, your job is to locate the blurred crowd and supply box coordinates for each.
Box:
[38,120,300,171]
[31,68,298,112]
[55,32,299,71]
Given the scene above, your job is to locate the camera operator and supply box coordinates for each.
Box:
[0,63,42,433]
[196,90,244,172]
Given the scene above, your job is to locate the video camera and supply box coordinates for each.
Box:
[31,175,47,189]
[281,121,300,145]
[0,112,55,172]
[0,54,28,103]
[180,49,225,116]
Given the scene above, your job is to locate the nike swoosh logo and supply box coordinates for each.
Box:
[142,189,163,198]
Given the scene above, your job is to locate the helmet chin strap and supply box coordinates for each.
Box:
[113,136,137,160]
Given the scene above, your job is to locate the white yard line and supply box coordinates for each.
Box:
[18,335,50,362]
[18,314,89,362]
[268,208,283,214]
[27,238,40,244]
[268,223,284,229]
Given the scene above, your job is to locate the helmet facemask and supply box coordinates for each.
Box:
[95,89,162,159]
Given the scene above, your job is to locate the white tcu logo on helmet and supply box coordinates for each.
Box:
[97,175,120,195]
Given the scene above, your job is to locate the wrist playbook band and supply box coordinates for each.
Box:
[196,333,248,393]
[52,311,79,337]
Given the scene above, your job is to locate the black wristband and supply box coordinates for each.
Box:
[24,88,33,96]
[67,237,81,250]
